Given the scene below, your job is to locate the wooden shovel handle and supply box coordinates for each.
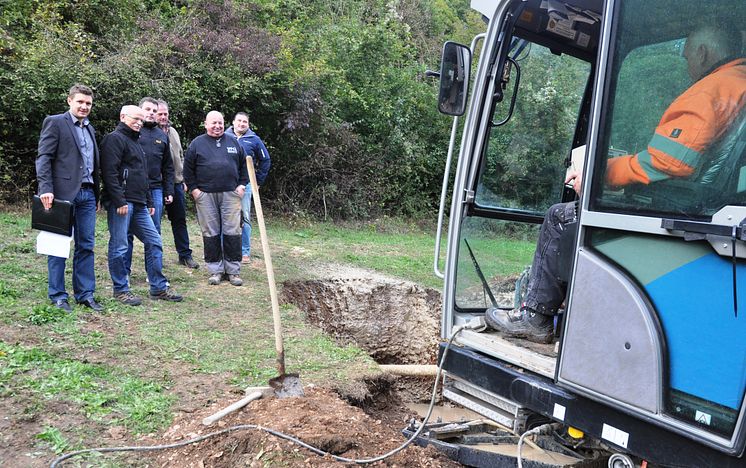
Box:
[246,157,286,376]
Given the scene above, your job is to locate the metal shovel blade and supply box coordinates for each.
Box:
[269,373,304,398]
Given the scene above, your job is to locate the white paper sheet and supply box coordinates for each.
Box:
[37,230,73,258]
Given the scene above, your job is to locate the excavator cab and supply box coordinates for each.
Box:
[435,0,746,465]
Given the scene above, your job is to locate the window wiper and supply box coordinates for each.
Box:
[463,238,498,308]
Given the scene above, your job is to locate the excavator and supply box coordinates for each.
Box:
[429,0,746,466]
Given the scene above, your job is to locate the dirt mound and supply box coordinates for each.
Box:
[151,386,459,467]
[282,275,442,365]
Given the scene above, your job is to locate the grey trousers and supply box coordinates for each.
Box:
[523,201,577,316]
[194,191,242,275]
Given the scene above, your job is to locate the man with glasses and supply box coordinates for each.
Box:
[35,84,103,312]
[101,105,183,305]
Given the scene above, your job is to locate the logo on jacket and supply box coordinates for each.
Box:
[155,139,163,145]
[227,146,238,154]
[670,128,682,138]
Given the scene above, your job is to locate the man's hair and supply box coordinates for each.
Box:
[234,112,249,122]
[692,23,744,60]
[68,84,93,98]
[139,96,159,108]
[157,99,169,109]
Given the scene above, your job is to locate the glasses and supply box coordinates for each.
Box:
[125,114,144,123]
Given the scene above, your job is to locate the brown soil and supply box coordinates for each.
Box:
[149,386,459,467]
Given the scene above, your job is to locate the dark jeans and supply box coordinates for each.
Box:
[165,183,193,260]
[125,187,163,275]
[107,202,168,294]
[47,187,96,302]
[523,201,577,316]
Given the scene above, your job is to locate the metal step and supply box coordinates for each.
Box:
[443,374,530,432]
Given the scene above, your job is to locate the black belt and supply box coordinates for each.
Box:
[81,183,95,189]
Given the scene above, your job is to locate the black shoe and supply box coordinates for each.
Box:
[114,291,142,306]
[149,288,183,302]
[77,298,104,312]
[484,307,554,344]
[52,299,72,313]
[179,257,199,269]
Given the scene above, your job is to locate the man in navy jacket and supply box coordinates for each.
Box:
[35,84,102,312]
[184,111,249,286]
[225,112,271,264]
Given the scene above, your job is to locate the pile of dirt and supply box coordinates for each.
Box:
[150,386,460,467]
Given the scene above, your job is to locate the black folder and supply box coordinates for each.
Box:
[32,195,73,236]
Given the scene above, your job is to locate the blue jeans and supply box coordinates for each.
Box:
[240,187,252,257]
[47,187,97,302]
[165,183,193,260]
[125,188,163,274]
[108,202,168,294]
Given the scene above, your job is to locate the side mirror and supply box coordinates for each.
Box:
[437,41,472,116]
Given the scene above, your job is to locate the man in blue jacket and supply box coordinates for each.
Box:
[225,112,271,264]
[35,84,102,312]
[184,111,249,286]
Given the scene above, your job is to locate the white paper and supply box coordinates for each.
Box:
[566,144,587,180]
[37,230,73,258]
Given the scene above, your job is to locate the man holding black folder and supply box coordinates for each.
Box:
[35,84,103,313]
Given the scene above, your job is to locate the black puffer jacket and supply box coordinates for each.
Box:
[100,122,152,208]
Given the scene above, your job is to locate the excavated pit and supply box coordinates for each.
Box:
[282,270,443,365]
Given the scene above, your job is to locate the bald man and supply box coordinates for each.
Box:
[101,105,183,305]
[487,24,746,343]
[183,111,249,286]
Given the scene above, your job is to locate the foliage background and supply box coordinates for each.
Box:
[0,0,485,219]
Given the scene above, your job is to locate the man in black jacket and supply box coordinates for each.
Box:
[35,84,102,312]
[101,105,183,305]
[184,111,248,286]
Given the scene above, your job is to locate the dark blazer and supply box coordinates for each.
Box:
[36,112,101,202]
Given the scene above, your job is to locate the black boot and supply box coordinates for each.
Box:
[484,307,554,344]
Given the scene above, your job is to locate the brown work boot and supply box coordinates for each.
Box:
[484,307,554,344]
[208,274,222,285]
[227,274,243,286]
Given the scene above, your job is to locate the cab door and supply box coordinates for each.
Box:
[557,0,746,453]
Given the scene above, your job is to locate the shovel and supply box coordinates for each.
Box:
[246,156,304,398]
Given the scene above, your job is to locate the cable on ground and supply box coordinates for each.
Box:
[51,320,482,467]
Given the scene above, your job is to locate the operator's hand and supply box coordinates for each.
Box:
[116,204,129,216]
[235,185,245,198]
[165,195,173,205]
[148,207,155,216]
[191,188,202,200]
[565,170,582,196]
[39,192,54,210]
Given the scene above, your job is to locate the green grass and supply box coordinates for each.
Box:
[0,209,534,465]
[0,341,174,434]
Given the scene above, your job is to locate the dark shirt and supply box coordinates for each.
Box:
[139,123,174,197]
[183,133,249,193]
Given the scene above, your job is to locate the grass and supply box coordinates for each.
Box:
[0,209,533,467]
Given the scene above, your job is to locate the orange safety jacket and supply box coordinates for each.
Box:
[606,58,746,186]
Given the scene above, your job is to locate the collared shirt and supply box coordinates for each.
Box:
[68,111,94,184]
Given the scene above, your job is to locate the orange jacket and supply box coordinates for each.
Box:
[606,58,746,186]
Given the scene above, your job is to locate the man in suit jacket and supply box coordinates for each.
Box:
[35,84,103,312]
